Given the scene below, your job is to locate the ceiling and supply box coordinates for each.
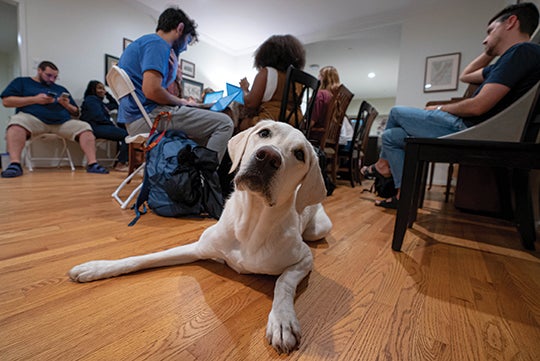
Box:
[131,0,444,99]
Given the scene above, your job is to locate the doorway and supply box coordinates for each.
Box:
[0,0,19,154]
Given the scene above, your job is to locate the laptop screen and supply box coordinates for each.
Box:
[203,91,224,104]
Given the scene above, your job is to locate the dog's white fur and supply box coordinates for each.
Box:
[69,120,332,354]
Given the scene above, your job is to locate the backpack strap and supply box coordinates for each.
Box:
[128,157,151,226]
[127,111,171,226]
[144,111,171,152]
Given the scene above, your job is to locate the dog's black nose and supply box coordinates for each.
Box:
[255,146,282,170]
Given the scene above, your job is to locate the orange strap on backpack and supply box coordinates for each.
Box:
[144,111,172,152]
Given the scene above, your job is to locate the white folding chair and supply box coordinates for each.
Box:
[24,133,75,172]
[106,65,153,209]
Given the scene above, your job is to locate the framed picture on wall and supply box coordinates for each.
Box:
[181,78,203,101]
[104,54,119,85]
[423,52,461,93]
[123,38,133,50]
[181,59,196,78]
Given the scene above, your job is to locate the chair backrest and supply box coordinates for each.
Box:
[320,84,354,149]
[106,65,153,128]
[278,65,320,137]
[442,80,540,142]
[353,100,379,158]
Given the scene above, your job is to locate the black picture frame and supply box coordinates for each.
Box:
[104,54,119,85]
[123,38,133,50]
[423,52,461,93]
[181,78,203,101]
[181,59,196,78]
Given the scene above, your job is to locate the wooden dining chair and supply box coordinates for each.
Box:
[316,84,354,184]
[337,100,378,187]
[278,65,320,138]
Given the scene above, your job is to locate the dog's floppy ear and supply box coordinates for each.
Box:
[227,125,259,173]
[296,144,327,213]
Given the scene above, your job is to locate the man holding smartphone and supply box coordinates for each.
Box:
[0,60,109,177]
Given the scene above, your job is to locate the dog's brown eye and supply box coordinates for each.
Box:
[294,149,305,162]
[258,129,271,138]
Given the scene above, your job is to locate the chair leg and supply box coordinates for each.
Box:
[24,141,34,172]
[348,158,355,188]
[59,138,75,171]
[444,163,453,203]
[112,162,145,209]
[428,162,435,190]
[513,169,536,250]
[392,143,421,251]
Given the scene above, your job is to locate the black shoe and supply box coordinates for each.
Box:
[375,196,398,209]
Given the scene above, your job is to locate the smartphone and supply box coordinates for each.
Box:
[47,91,57,98]
[60,92,70,99]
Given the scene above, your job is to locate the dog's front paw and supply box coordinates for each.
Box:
[265,308,301,354]
[68,260,126,283]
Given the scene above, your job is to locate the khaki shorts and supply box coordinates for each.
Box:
[7,112,92,141]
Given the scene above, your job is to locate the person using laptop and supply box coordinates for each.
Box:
[117,7,233,163]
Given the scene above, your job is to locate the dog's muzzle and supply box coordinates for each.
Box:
[235,145,281,199]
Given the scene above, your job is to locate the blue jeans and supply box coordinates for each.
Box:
[92,123,129,163]
[380,106,467,188]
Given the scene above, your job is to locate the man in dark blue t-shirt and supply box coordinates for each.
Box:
[361,2,540,209]
[1,61,109,177]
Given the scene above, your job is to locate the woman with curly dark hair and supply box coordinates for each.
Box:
[238,34,306,131]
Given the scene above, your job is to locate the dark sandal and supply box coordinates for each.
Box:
[361,164,389,180]
[375,196,399,209]
[1,163,23,178]
[360,164,379,179]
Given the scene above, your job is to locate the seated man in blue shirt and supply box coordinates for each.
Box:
[361,2,540,209]
[1,61,109,178]
[117,7,234,164]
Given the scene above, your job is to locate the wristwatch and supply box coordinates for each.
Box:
[436,105,443,111]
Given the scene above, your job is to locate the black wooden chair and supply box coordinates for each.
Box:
[313,84,354,184]
[278,65,320,138]
[392,80,540,251]
[337,100,378,187]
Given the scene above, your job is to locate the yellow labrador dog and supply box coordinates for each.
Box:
[69,120,332,354]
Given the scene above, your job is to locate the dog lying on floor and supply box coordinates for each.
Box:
[69,120,333,354]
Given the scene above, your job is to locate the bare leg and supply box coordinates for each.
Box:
[5,125,29,163]
[373,158,392,177]
[77,130,98,164]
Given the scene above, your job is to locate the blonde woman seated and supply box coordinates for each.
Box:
[309,65,341,144]
[237,34,306,131]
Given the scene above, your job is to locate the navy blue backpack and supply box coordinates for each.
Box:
[129,129,224,226]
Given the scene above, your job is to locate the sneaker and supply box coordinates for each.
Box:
[87,163,109,174]
[114,163,129,172]
[1,163,23,178]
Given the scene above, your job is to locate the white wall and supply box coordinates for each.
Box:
[18,0,252,98]
[396,0,507,107]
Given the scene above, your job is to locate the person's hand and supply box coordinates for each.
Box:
[57,95,71,108]
[425,104,443,111]
[239,77,249,91]
[35,93,56,105]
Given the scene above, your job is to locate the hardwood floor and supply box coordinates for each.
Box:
[0,168,539,360]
